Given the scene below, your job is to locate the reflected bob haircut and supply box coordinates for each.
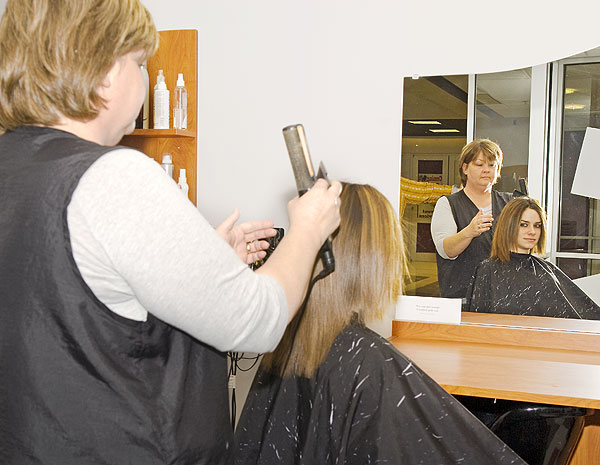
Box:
[0,0,158,132]
[458,139,503,187]
[262,183,405,378]
[491,197,547,262]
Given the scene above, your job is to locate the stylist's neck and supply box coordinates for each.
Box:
[463,183,492,197]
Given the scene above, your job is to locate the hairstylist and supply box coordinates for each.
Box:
[0,1,341,464]
[430,139,512,299]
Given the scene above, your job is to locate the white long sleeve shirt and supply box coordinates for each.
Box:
[67,148,288,353]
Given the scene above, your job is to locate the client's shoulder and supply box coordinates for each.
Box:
[321,325,412,378]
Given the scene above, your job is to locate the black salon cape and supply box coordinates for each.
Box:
[465,252,600,319]
[235,325,525,465]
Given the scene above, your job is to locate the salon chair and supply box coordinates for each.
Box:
[455,395,591,465]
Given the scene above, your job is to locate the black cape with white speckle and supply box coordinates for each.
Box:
[235,325,525,464]
[465,253,600,319]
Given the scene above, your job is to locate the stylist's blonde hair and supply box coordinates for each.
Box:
[0,0,158,132]
[491,197,547,262]
[262,183,405,378]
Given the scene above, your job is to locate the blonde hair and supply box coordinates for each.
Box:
[262,183,406,378]
[458,139,503,187]
[0,0,158,131]
[491,197,547,262]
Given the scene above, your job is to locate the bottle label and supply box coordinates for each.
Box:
[154,89,169,129]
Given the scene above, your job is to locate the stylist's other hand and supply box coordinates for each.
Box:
[467,209,493,238]
[287,178,342,248]
[216,208,277,264]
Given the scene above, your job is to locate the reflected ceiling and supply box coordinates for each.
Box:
[403,46,600,138]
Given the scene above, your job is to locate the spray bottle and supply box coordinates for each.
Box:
[173,73,188,129]
[178,169,189,200]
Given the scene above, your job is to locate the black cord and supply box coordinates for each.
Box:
[228,351,262,429]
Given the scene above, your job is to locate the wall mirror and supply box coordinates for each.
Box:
[400,45,600,328]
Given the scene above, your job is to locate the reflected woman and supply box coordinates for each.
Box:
[235,183,525,465]
[465,197,600,319]
[431,139,513,299]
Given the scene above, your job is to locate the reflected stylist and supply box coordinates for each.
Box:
[431,139,512,298]
[0,1,341,464]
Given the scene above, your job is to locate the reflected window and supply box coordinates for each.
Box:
[556,62,600,277]
[557,258,600,280]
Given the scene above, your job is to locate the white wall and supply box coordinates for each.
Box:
[139,0,600,229]
[142,1,405,228]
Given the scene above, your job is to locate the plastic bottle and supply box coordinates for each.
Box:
[173,73,187,129]
[160,153,174,178]
[153,69,169,129]
[178,168,189,199]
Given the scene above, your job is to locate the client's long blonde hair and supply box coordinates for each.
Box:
[261,183,405,378]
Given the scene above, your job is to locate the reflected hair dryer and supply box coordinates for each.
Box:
[282,124,335,275]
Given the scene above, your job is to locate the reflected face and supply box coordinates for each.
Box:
[515,208,542,254]
[463,152,499,190]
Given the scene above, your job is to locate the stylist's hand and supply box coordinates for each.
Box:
[216,208,277,264]
[467,209,493,238]
[287,178,342,247]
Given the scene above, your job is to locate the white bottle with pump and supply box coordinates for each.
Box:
[173,73,187,129]
[153,69,169,129]
[178,169,189,200]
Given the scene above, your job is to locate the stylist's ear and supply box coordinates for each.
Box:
[97,58,122,98]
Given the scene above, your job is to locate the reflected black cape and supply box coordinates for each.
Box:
[235,325,525,465]
[465,253,600,319]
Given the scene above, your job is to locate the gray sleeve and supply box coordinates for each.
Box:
[430,196,457,260]
[68,148,288,353]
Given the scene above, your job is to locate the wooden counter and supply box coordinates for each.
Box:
[389,313,600,465]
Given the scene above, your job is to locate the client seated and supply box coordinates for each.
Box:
[234,183,525,465]
[465,196,600,319]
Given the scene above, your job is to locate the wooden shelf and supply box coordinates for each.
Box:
[119,29,198,205]
[125,129,196,138]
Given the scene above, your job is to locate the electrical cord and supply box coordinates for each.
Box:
[227,351,262,429]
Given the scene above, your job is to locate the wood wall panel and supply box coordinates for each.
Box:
[121,30,197,204]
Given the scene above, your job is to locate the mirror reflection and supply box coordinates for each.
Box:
[401,44,600,321]
[464,197,600,319]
